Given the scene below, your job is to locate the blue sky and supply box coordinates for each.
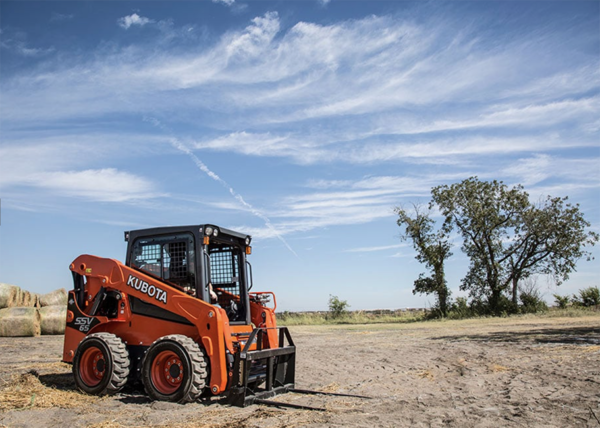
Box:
[0,0,598,311]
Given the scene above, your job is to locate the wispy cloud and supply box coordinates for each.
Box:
[0,136,168,207]
[1,6,597,240]
[0,30,55,57]
[50,13,75,22]
[345,244,407,253]
[35,169,160,202]
[3,10,596,140]
[3,9,594,184]
[502,154,600,190]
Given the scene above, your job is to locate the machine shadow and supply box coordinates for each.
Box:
[37,372,76,391]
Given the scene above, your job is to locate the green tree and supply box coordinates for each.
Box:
[328,295,350,318]
[395,204,452,317]
[431,177,598,315]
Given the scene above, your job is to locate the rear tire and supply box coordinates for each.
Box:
[142,335,209,403]
[73,332,130,395]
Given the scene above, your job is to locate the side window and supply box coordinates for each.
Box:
[132,234,195,290]
[134,244,162,276]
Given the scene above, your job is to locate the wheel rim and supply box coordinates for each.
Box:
[151,350,184,395]
[79,347,106,387]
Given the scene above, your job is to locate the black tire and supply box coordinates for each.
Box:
[73,332,130,395]
[141,335,209,403]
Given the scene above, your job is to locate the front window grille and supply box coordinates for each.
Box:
[209,246,240,290]
[209,245,246,323]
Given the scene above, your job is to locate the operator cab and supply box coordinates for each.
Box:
[125,224,253,325]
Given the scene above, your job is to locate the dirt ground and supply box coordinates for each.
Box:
[1,315,599,428]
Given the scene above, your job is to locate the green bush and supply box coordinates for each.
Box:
[573,286,600,307]
[519,290,548,314]
[553,294,570,309]
[328,295,350,319]
[447,297,472,320]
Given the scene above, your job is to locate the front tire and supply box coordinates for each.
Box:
[142,335,209,403]
[73,332,130,395]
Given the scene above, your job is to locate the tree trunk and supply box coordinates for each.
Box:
[489,288,502,315]
[511,277,519,306]
[435,265,449,317]
[438,288,448,317]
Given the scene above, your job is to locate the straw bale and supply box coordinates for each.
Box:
[0,283,20,309]
[39,288,68,307]
[0,307,41,337]
[20,290,40,308]
[0,284,40,308]
[39,306,67,335]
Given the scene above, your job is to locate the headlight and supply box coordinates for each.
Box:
[205,226,213,236]
[245,236,251,245]
[213,228,219,237]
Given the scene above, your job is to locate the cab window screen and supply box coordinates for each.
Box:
[132,234,195,289]
[209,247,239,287]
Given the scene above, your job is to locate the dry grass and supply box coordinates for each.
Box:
[489,363,510,372]
[320,382,340,393]
[415,369,435,380]
[0,370,100,412]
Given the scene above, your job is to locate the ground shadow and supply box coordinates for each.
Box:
[431,325,600,345]
[38,372,75,391]
[117,394,152,405]
[35,371,224,406]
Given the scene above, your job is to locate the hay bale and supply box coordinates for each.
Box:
[39,305,67,335]
[39,288,68,307]
[0,284,40,308]
[20,290,40,308]
[0,283,20,309]
[0,307,41,337]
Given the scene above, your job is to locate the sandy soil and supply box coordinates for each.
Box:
[1,315,599,427]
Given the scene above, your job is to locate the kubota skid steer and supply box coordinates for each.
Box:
[62,225,297,406]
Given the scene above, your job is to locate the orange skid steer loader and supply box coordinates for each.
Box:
[62,225,297,407]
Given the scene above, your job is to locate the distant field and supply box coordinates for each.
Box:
[276,307,599,325]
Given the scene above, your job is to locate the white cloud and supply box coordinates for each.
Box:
[211,0,248,13]
[0,136,169,206]
[33,169,160,202]
[118,13,154,30]
[212,0,236,5]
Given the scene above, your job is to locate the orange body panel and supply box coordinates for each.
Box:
[249,293,278,348]
[64,254,236,395]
